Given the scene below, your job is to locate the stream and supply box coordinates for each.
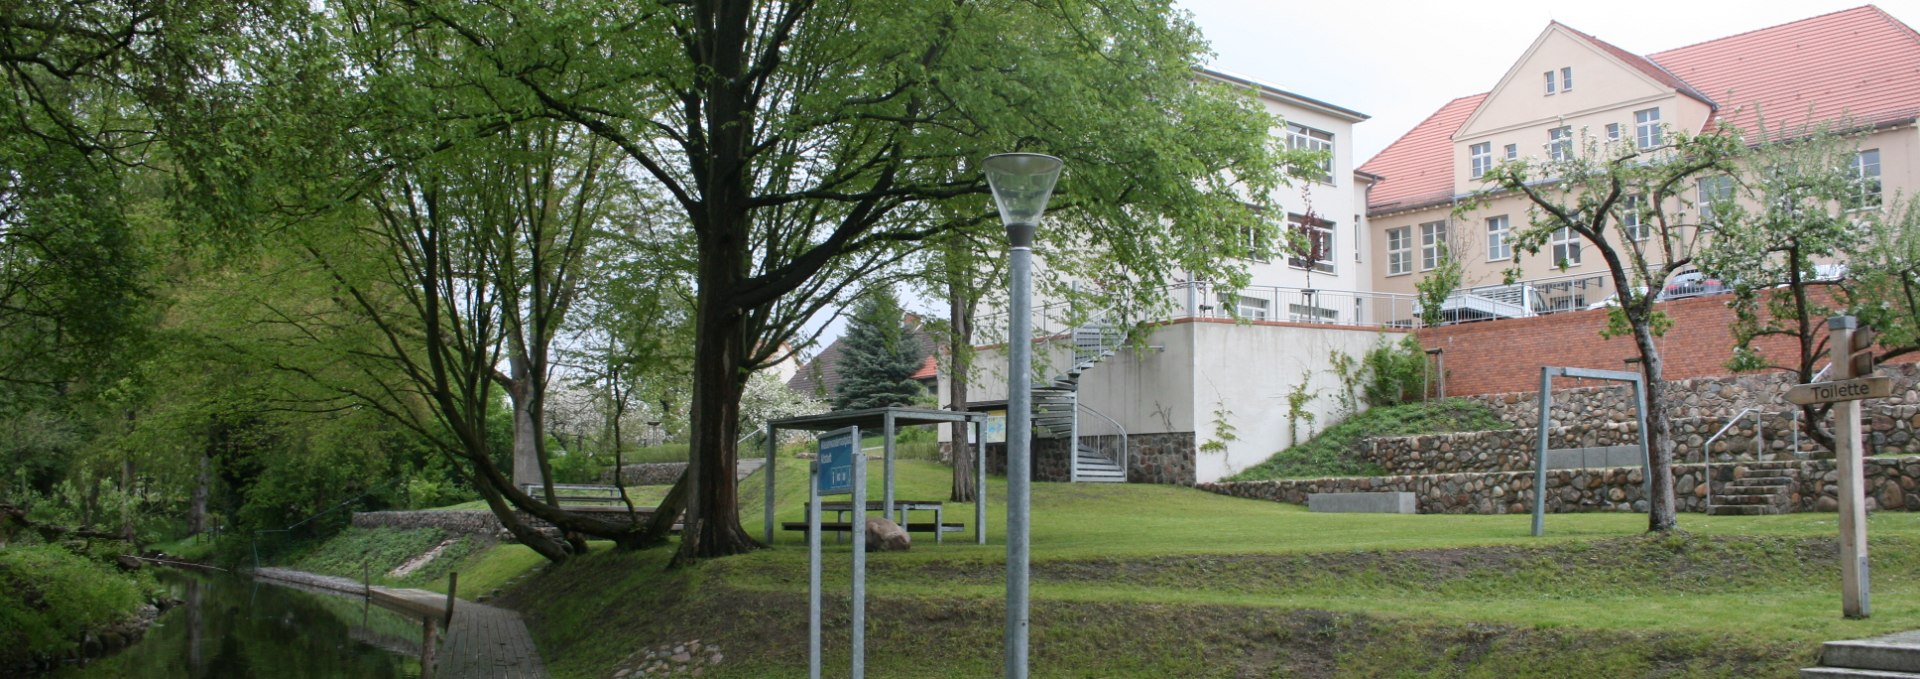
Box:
[48,568,426,679]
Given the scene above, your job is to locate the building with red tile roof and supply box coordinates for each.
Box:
[1359,5,1920,310]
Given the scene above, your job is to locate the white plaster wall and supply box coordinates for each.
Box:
[1186,321,1408,483]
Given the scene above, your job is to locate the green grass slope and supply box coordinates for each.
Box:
[1231,398,1513,481]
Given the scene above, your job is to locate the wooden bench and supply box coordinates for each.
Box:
[520,483,630,507]
[782,521,967,535]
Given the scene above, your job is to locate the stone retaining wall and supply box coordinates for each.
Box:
[1366,413,1827,476]
[984,431,1196,485]
[1467,364,1920,425]
[1197,456,1920,515]
[353,510,523,540]
[601,462,687,486]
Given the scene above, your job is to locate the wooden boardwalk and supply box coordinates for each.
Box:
[253,568,547,678]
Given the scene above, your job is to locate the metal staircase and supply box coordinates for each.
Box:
[1030,315,1129,482]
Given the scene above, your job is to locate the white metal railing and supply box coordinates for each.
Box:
[1700,407,1769,510]
[1076,401,1129,478]
[1176,282,1422,329]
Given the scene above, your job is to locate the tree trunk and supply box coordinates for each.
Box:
[120,458,136,542]
[948,273,975,503]
[671,284,760,565]
[1629,312,1679,532]
[470,465,572,562]
[189,453,210,536]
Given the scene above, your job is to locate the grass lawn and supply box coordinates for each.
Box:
[354,455,1920,677]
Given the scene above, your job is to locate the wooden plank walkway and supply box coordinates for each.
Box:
[253,568,547,678]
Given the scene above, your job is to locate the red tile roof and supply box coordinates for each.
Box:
[1555,21,1716,109]
[1651,5,1920,138]
[1357,94,1486,214]
[1362,5,1920,214]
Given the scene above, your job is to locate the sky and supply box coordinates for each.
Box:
[1178,0,1917,162]
[800,0,1918,352]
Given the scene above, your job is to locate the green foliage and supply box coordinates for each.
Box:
[1327,350,1361,418]
[285,527,479,587]
[0,544,150,667]
[1202,400,1240,455]
[1361,335,1430,407]
[834,286,927,411]
[1414,250,1464,327]
[1232,398,1511,481]
[1281,380,1314,448]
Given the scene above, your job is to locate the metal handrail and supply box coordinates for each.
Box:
[1700,407,1768,509]
[1076,402,1129,478]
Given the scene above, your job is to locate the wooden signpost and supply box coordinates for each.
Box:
[1819,317,1877,619]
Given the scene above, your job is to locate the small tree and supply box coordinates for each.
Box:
[834,286,927,411]
[1473,125,1743,533]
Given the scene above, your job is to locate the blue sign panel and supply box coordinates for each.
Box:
[816,429,856,496]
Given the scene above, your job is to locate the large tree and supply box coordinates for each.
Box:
[1474,125,1743,532]
[387,0,1297,563]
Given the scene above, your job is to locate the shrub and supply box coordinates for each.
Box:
[1230,398,1510,481]
[0,544,148,667]
[1362,335,1429,407]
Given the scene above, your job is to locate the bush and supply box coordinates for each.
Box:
[0,544,149,667]
[1230,398,1510,481]
[1362,335,1430,407]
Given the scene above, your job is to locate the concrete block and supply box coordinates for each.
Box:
[1308,492,1417,514]
[1602,446,1644,468]
[1544,449,1585,470]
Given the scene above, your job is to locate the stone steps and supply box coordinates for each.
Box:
[1804,631,1920,677]
[1707,467,1796,516]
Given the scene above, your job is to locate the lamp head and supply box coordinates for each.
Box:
[983,153,1063,246]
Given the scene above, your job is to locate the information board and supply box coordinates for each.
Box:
[816,430,856,496]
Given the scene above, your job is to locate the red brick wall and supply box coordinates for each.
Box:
[1417,287,1913,396]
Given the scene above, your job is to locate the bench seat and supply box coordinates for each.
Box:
[782,521,966,534]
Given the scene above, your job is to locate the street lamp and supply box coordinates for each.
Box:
[983,152,1062,679]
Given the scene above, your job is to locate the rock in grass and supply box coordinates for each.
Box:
[865,517,910,552]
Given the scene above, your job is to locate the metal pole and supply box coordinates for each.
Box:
[808,452,821,679]
[1006,221,1034,679]
[1831,316,1871,618]
[976,419,988,545]
[851,426,867,679]
[765,424,777,544]
[1531,367,1553,537]
[883,412,896,520]
[1632,378,1653,507]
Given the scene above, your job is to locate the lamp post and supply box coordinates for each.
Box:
[983,152,1062,679]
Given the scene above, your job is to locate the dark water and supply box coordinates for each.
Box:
[49,569,424,679]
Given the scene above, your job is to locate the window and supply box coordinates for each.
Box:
[1486,215,1511,261]
[1286,214,1336,274]
[1620,195,1650,241]
[1287,303,1339,324]
[1550,226,1582,267]
[1605,123,1621,141]
[1561,67,1573,92]
[1470,142,1492,179]
[1848,149,1883,209]
[1217,293,1269,321]
[1239,226,1270,263]
[1548,126,1573,161]
[1698,175,1734,223]
[1419,220,1447,271]
[1504,143,1518,160]
[1386,226,1412,276]
[1544,71,1557,95]
[1287,123,1334,183]
[1635,108,1662,149]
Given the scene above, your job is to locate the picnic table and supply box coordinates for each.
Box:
[782,499,965,544]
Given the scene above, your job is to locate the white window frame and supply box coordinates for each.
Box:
[1286,214,1336,274]
[1605,123,1621,141]
[1386,226,1412,276]
[1240,225,1270,264]
[1504,143,1518,160]
[1217,292,1270,321]
[1550,226,1582,267]
[1469,142,1492,179]
[1620,194,1650,241]
[1561,67,1573,92]
[1849,149,1882,209]
[1543,71,1557,95]
[1635,108,1662,149]
[1287,302,1339,324]
[1549,126,1573,161]
[1287,123,1335,184]
[1419,220,1447,271]
[1698,175,1734,224]
[1486,215,1511,261]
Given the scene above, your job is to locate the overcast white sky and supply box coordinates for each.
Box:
[804,1,1917,350]
[1179,0,1917,161]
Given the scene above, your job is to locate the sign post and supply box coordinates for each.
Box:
[809,426,865,678]
[1826,317,1874,618]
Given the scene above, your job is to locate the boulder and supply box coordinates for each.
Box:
[865,517,910,552]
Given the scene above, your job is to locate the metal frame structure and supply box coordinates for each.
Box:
[764,406,992,546]
[1530,366,1652,537]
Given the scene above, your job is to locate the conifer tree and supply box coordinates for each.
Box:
[834,287,926,411]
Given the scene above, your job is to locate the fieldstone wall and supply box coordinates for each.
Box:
[1197,456,1920,515]
[602,462,687,486]
[1467,364,1920,425]
[353,510,519,539]
[1367,412,1830,476]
